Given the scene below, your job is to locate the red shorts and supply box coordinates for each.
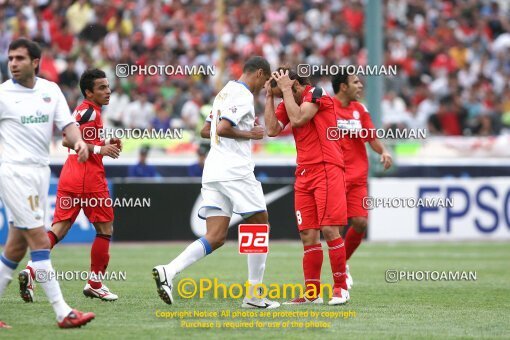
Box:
[346,181,368,218]
[294,163,347,231]
[53,190,114,225]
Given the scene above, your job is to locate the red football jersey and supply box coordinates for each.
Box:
[332,97,375,183]
[58,99,108,193]
[276,86,344,167]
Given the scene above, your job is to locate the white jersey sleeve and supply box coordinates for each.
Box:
[219,96,252,126]
[53,84,76,131]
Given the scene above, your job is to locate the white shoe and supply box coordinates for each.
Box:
[283,296,323,305]
[152,265,174,305]
[346,264,353,290]
[328,287,350,305]
[83,283,118,301]
[242,297,280,309]
[19,269,35,302]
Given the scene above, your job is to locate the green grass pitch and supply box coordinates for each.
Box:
[0,241,509,339]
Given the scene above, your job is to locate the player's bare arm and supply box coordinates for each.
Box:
[216,118,264,140]
[62,124,89,162]
[369,139,393,170]
[200,121,211,139]
[62,136,121,159]
[264,79,282,137]
[273,70,319,127]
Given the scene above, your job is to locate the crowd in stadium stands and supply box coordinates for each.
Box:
[1,0,509,139]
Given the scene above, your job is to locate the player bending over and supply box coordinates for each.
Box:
[265,68,350,305]
[19,69,122,302]
[0,38,94,328]
[153,56,280,309]
[331,70,392,288]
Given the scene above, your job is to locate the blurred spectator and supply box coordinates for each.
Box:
[381,91,409,129]
[181,88,203,131]
[128,146,158,178]
[59,57,79,88]
[151,104,172,131]
[124,93,154,129]
[66,0,93,35]
[187,144,209,177]
[428,97,464,136]
[0,0,509,138]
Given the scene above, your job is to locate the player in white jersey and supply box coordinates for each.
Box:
[153,57,280,309]
[0,38,95,328]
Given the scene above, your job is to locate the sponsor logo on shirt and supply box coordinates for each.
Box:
[21,114,50,124]
[42,93,52,103]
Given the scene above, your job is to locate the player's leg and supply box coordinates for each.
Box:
[239,210,279,309]
[82,192,117,301]
[153,183,231,305]
[285,168,324,305]
[0,224,27,328]
[227,176,279,308]
[317,164,350,305]
[82,221,117,301]
[344,182,369,289]
[20,189,79,302]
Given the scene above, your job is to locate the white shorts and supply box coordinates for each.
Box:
[199,174,267,219]
[0,163,50,229]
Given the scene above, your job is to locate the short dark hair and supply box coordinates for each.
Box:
[8,38,42,74]
[270,66,310,88]
[80,69,107,97]
[331,68,350,94]
[243,56,271,76]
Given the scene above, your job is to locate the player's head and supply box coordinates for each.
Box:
[240,56,271,94]
[80,69,111,106]
[8,38,41,82]
[331,68,363,102]
[269,67,310,103]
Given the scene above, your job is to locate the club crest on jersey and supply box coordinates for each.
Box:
[353,111,360,119]
[42,93,51,103]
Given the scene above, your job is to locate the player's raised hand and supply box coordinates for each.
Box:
[75,141,89,163]
[380,152,393,170]
[101,144,121,159]
[273,69,293,90]
[110,138,123,151]
[250,125,265,140]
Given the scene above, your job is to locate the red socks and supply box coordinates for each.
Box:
[303,243,323,299]
[47,231,59,249]
[345,227,365,261]
[327,237,347,290]
[88,234,111,289]
[27,231,59,279]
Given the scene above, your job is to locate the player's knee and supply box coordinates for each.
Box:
[351,218,368,233]
[321,226,340,241]
[299,229,319,246]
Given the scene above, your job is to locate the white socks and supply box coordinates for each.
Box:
[0,254,17,299]
[30,251,72,322]
[167,237,212,279]
[247,253,267,298]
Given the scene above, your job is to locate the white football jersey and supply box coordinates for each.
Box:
[202,81,255,183]
[0,77,75,166]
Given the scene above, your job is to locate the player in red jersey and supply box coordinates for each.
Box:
[331,71,392,289]
[265,68,350,305]
[19,69,122,302]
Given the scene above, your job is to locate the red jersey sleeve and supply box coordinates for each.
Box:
[275,102,290,129]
